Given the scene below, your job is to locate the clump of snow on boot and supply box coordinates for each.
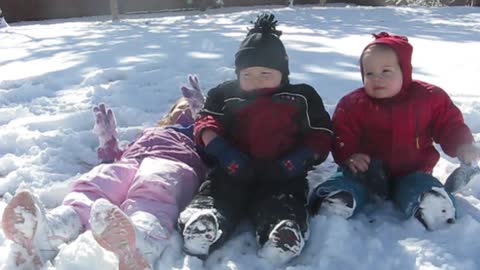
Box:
[258,219,304,266]
[416,187,455,230]
[182,209,221,258]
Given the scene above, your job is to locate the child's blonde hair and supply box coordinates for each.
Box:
[157,97,190,127]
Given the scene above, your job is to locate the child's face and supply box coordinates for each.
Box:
[171,99,193,124]
[362,47,403,99]
[239,66,282,91]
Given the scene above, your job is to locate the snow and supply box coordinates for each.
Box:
[0,3,480,270]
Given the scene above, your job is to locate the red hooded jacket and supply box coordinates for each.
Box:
[333,33,473,178]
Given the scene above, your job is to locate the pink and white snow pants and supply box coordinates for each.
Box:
[62,157,200,237]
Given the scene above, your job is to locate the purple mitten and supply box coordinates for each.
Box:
[181,74,205,116]
[96,138,123,163]
[92,104,123,162]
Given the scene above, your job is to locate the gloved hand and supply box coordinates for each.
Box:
[457,144,480,165]
[93,104,123,163]
[277,147,315,178]
[347,159,390,199]
[444,161,480,193]
[181,74,205,116]
[204,136,251,178]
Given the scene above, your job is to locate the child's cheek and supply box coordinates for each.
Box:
[364,82,375,97]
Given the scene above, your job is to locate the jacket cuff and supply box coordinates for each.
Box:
[194,115,224,147]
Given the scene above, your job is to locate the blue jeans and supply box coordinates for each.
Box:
[311,169,456,218]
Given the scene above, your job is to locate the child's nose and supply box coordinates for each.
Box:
[251,76,265,85]
[253,75,263,82]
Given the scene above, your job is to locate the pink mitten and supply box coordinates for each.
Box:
[181,74,205,116]
[92,104,123,163]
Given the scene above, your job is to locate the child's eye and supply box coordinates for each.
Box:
[383,69,392,73]
[365,72,373,76]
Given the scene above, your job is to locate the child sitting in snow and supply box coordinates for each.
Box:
[1,75,207,270]
[310,32,480,230]
[177,13,333,265]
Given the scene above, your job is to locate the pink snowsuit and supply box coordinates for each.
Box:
[62,126,206,237]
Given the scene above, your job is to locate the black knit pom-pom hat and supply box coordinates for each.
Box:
[234,13,289,77]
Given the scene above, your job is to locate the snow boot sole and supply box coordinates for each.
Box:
[2,190,43,268]
[90,199,151,270]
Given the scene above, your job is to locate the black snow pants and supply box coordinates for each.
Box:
[178,166,310,254]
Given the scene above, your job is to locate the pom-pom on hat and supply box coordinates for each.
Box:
[361,32,413,90]
[235,13,289,77]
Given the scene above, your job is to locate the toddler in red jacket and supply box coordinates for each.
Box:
[310,32,479,230]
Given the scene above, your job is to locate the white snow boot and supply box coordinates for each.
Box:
[181,209,221,259]
[318,190,356,219]
[1,190,83,268]
[89,199,152,270]
[130,211,168,266]
[258,219,305,266]
[415,187,456,230]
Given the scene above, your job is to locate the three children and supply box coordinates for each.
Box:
[2,13,477,269]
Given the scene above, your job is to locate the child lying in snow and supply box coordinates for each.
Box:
[1,75,206,270]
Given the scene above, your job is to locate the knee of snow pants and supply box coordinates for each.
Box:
[122,157,201,235]
[63,159,139,227]
[393,171,457,218]
[250,176,309,246]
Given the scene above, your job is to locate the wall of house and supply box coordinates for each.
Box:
[0,0,320,22]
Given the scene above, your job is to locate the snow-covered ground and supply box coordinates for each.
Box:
[1,4,480,270]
